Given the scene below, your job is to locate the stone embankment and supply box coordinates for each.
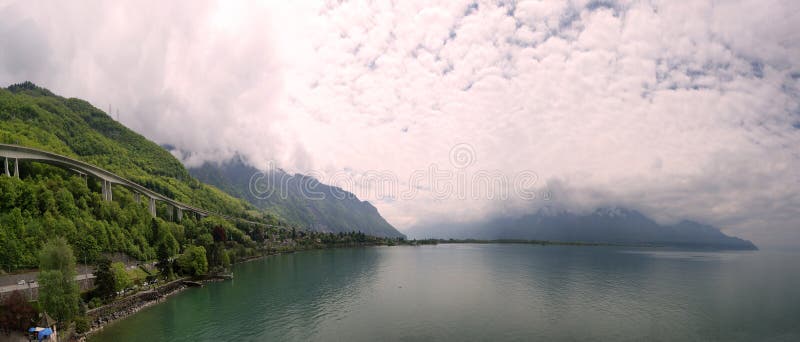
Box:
[79,278,188,340]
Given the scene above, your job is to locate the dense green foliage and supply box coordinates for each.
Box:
[92,258,116,301]
[0,82,285,272]
[0,81,276,222]
[37,237,79,324]
[74,315,90,334]
[176,245,208,276]
[0,172,181,270]
[0,168,397,272]
[111,262,131,292]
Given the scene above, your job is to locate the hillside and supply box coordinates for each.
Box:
[188,155,405,238]
[0,82,270,221]
[0,82,285,270]
[407,207,757,250]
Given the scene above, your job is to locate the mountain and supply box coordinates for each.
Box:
[188,156,405,238]
[0,81,397,275]
[407,207,757,250]
[0,81,269,221]
[0,82,283,268]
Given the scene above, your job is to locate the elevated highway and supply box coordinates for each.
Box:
[0,144,277,228]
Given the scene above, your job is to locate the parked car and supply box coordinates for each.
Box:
[17,280,26,285]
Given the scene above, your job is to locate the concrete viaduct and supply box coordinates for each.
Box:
[0,144,274,227]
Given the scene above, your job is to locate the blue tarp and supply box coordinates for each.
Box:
[37,327,52,340]
[29,327,53,340]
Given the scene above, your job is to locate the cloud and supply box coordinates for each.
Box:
[1,0,799,246]
[0,0,290,166]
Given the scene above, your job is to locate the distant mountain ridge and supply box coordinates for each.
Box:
[188,155,405,238]
[407,207,757,250]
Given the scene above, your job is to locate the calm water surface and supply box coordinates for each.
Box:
[90,244,800,341]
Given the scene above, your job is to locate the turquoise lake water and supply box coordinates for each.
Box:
[90,244,800,341]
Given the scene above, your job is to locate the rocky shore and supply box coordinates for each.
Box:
[76,252,287,340]
[78,278,189,340]
[75,249,367,340]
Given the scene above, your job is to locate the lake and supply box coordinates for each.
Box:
[89,244,800,341]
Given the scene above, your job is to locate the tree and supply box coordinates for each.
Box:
[55,188,78,218]
[38,237,79,324]
[208,243,228,269]
[176,245,208,276]
[150,218,160,244]
[196,233,214,248]
[212,226,226,242]
[156,241,174,279]
[0,208,25,272]
[93,257,116,300]
[154,228,179,279]
[74,235,101,264]
[0,290,36,333]
[111,262,131,292]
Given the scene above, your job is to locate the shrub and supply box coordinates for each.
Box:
[176,245,208,276]
[0,291,37,332]
[74,316,90,334]
[111,262,131,292]
[88,297,103,309]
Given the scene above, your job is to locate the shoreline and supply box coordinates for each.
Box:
[79,278,190,340]
[77,246,378,340]
[78,241,722,339]
[78,239,736,341]
[75,241,597,338]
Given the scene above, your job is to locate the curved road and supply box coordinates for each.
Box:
[0,144,291,297]
[0,143,280,228]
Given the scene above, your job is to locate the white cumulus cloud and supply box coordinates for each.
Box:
[1,0,799,246]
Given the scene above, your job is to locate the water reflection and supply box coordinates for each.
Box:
[91,245,800,342]
[91,248,383,341]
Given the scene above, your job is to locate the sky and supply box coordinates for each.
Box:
[1,0,799,246]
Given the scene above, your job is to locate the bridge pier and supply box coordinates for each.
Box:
[148,197,156,217]
[1,144,270,229]
[134,192,141,204]
[101,180,113,201]
[74,171,87,185]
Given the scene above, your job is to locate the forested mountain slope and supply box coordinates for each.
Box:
[0,82,266,219]
[189,156,405,238]
[0,82,282,270]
